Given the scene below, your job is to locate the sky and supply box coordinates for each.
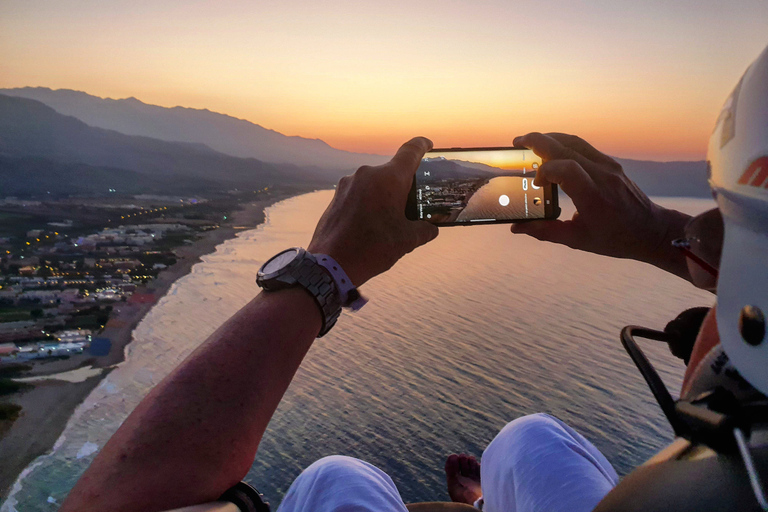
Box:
[1,0,767,161]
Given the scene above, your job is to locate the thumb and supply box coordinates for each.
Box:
[407,221,440,251]
[510,219,583,249]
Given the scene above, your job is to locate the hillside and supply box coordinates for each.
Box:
[617,158,710,198]
[0,156,218,196]
[0,87,388,174]
[0,95,330,195]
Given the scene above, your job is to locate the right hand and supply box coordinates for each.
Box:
[307,137,439,287]
[511,132,692,278]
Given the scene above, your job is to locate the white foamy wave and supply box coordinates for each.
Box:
[75,443,99,460]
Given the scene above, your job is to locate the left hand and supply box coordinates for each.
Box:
[511,132,691,278]
[308,137,439,286]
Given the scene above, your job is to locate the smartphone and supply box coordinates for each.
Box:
[405,147,560,226]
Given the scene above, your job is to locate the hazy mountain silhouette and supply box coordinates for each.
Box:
[0,94,329,195]
[0,156,217,196]
[0,88,711,198]
[617,158,710,198]
[0,87,388,174]
[424,158,507,175]
[417,159,494,184]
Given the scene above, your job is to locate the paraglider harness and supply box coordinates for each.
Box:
[601,307,768,512]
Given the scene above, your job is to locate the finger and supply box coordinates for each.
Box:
[510,219,585,249]
[389,137,433,177]
[513,132,590,168]
[545,132,619,167]
[404,220,439,251]
[534,159,601,214]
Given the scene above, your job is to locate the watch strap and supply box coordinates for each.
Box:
[292,254,341,337]
[315,254,368,311]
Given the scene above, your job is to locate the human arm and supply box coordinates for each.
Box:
[61,137,439,512]
[511,132,694,282]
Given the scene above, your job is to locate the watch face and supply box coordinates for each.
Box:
[262,248,299,275]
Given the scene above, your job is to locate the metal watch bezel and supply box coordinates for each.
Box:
[257,247,305,284]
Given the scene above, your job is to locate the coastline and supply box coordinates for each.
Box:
[0,191,300,499]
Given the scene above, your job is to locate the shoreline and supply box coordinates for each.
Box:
[0,191,300,500]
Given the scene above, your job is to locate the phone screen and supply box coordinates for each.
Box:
[410,148,556,225]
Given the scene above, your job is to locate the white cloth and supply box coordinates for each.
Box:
[277,413,618,512]
[480,413,618,512]
[277,455,409,512]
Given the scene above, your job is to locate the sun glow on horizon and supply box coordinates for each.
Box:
[2,0,766,161]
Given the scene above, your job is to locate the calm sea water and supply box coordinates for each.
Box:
[2,192,715,510]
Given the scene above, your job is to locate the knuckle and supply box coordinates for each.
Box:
[564,159,583,173]
[562,147,582,163]
[564,133,583,145]
[355,165,374,176]
[607,160,623,173]
[603,172,624,189]
[401,140,422,151]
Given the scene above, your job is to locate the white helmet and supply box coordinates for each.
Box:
[708,43,768,395]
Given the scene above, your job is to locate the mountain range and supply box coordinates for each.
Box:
[0,87,711,198]
[1,87,387,172]
[0,94,330,196]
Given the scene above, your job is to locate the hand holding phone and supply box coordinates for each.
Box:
[405,147,560,226]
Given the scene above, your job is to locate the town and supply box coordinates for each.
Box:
[0,191,266,365]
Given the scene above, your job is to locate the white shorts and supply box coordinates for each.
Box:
[277,413,619,512]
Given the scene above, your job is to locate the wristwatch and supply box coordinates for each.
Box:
[256,248,342,337]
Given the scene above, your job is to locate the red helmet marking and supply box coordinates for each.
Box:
[738,156,768,187]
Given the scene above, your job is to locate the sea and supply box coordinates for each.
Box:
[2,191,716,511]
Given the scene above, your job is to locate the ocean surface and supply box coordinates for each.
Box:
[2,191,716,510]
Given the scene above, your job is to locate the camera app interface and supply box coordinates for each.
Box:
[415,149,547,224]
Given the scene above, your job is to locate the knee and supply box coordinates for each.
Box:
[301,455,370,483]
[295,455,399,491]
[280,456,405,512]
[484,413,567,463]
[504,412,563,436]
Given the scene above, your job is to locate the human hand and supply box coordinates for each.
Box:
[307,137,439,286]
[511,132,692,278]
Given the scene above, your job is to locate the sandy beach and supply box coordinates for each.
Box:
[0,191,300,499]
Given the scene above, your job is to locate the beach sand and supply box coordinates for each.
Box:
[0,191,300,498]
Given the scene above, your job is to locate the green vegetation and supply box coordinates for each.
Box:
[67,314,100,329]
[0,364,32,378]
[0,378,31,396]
[0,403,22,421]
[0,211,40,238]
[0,309,34,322]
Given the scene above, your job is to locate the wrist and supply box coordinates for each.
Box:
[255,287,322,335]
[306,242,366,286]
[646,206,693,280]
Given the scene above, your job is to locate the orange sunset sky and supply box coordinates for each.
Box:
[2,0,767,161]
